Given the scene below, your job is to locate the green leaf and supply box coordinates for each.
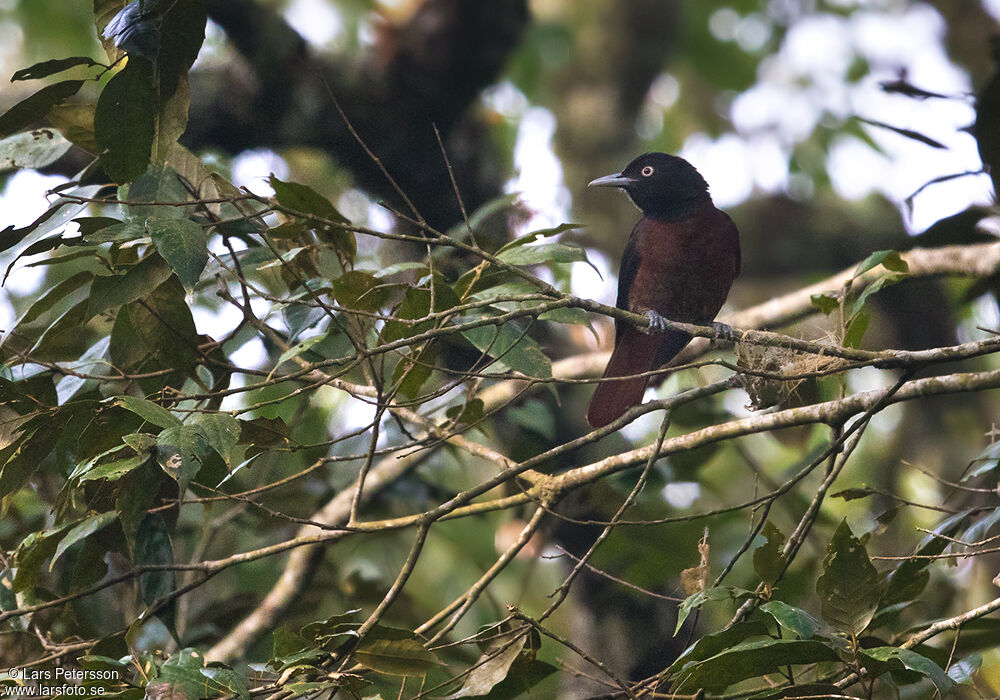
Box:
[382,278,461,343]
[752,521,786,586]
[269,175,348,224]
[110,396,183,429]
[1,269,92,344]
[126,165,192,219]
[12,57,102,81]
[331,270,389,312]
[883,510,968,606]
[759,600,821,640]
[0,427,55,500]
[831,486,878,501]
[89,254,174,316]
[495,223,583,252]
[77,454,145,483]
[272,335,326,371]
[0,128,72,170]
[190,413,241,466]
[269,175,355,263]
[947,653,982,684]
[816,520,880,637]
[495,242,588,267]
[95,59,156,182]
[962,441,1000,483]
[843,309,870,348]
[447,624,529,697]
[116,461,163,544]
[809,293,839,315]
[48,102,98,152]
[0,80,85,139]
[353,627,442,676]
[445,398,485,426]
[110,276,199,374]
[667,620,771,673]
[152,74,189,162]
[859,647,954,694]
[151,665,228,700]
[672,639,840,693]
[472,659,557,700]
[12,523,73,591]
[156,0,206,97]
[462,322,552,379]
[51,512,118,568]
[508,400,555,440]
[855,249,909,277]
[134,514,175,627]
[146,217,207,289]
[675,586,756,635]
[123,432,158,455]
[80,219,146,243]
[29,298,91,358]
[391,348,435,400]
[156,425,208,492]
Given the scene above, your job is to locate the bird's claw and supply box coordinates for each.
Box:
[644,310,669,334]
[711,321,735,344]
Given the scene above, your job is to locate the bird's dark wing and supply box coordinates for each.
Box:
[614,224,643,334]
[720,210,741,278]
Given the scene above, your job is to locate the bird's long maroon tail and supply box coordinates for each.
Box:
[587,328,692,428]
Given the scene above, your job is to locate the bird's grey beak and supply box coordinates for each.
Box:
[588,173,635,188]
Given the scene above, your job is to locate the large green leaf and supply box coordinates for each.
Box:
[190,413,241,466]
[126,165,192,219]
[134,513,175,626]
[50,511,118,568]
[759,600,821,640]
[854,249,909,277]
[883,510,968,606]
[0,128,73,170]
[0,80,85,139]
[146,217,207,289]
[95,59,156,182]
[156,424,209,491]
[672,638,840,693]
[12,522,74,591]
[269,175,355,263]
[495,222,583,252]
[0,426,55,500]
[89,254,173,316]
[447,631,526,697]
[816,520,880,637]
[353,627,442,676]
[668,620,771,674]
[2,269,92,344]
[12,56,101,82]
[462,321,552,379]
[109,275,199,374]
[110,396,183,429]
[156,0,206,97]
[674,586,756,634]
[859,647,954,694]
[495,241,589,268]
[752,521,786,586]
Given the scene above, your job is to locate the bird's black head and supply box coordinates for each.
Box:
[589,152,710,218]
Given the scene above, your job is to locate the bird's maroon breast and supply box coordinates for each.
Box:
[627,208,739,323]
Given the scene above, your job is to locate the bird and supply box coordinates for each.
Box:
[586,153,741,428]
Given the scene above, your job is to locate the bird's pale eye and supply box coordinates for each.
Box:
[641,166,654,177]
